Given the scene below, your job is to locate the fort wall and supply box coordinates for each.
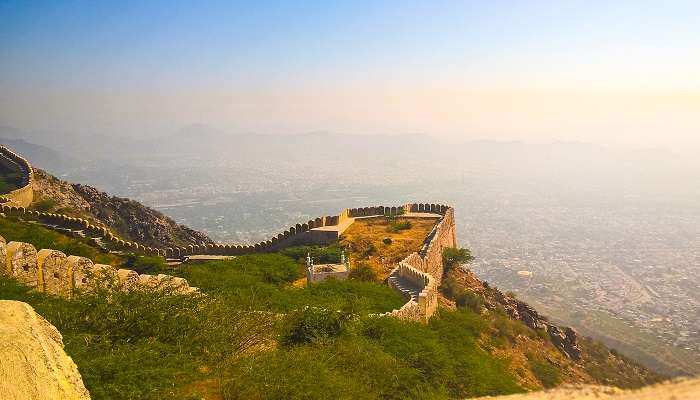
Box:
[0,146,34,208]
[380,205,456,323]
[0,237,198,298]
[1,198,455,323]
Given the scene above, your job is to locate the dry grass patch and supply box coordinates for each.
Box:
[339,216,437,281]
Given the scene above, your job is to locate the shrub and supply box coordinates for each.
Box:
[349,262,377,282]
[32,197,57,212]
[455,290,484,313]
[442,247,474,272]
[527,356,561,388]
[0,274,275,400]
[349,238,376,257]
[282,308,348,346]
[440,277,460,299]
[361,311,523,398]
[124,254,167,274]
[386,220,412,233]
[281,245,343,264]
[223,337,435,400]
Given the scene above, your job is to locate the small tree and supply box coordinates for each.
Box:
[442,247,474,272]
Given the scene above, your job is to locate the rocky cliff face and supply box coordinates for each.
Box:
[449,267,581,359]
[446,267,661,388]
[30,169,212,248]
[0,300,91,400]
[72,183,211,248]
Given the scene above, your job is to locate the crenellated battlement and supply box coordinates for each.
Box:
[0,237,198,298]
[0,146,34,208]
[381,206,456,323]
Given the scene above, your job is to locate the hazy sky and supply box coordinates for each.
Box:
[1,1,698,150]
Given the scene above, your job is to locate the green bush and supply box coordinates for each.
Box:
[124,254,167,274]
[440,276,460,299]
[0,274,275,400]
[281,245,343,264]
[360,311,523,398]
[223,337,436,400]
[527,356,561,388]
[455,290,484,313]
[442,247,474,272]
[0,217,117,264]
[282,308,348,346]
[386,220,412,233]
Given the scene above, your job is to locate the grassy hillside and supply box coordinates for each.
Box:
[0,217,663,399]
[0,217,166,271]
[0,272,527,400]
[0,217,121,265]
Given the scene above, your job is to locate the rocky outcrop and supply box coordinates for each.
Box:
[72,183,212,248]
[28,168,212,249]
[473,377,700,400]
[450,267,582,360]
[0,300,91,400]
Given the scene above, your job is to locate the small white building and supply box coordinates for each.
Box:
[306,251,350,284]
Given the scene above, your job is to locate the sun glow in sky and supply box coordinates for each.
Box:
[1,0,699,151]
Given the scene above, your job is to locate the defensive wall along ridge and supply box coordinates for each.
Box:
[382,206,457,323]
[0,145,34,208]
[0,146,454,262]
[1,198,453,260]
[0,147,456,322]
[0,235,199,299]
[2,202,456,323]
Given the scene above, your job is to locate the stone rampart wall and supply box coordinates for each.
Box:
[0,146,34,208]
[0,238,197,298]
[381,206,456,323]
[160,202,451,258]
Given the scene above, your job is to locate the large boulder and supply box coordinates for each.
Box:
[0,300,91,399]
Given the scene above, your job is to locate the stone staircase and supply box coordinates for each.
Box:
[387,268,422,302]
[29,221,110,252]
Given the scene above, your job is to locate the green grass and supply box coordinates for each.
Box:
[527,354,561,388]
[170,254,406,313]
[0,217,121,264]
[0,247,522,399]
[0,246,526,399]
[225,309,524,399]
[0,274,275,400]
[280,244,344,264]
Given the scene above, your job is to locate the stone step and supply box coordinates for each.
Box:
[388,270,422,301]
